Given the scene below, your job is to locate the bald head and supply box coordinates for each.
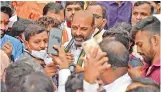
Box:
[72,10,94,27]
[99,39,129,67]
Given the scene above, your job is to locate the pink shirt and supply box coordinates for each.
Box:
[142,59,160,84]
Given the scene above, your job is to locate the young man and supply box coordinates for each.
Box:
[131,1,153,25]
[87,3,107,43]
[129,16,160,84]
[0,5,23,61]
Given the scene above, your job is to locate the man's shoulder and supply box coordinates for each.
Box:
[16,52,42,71]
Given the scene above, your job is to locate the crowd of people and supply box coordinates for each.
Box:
[0,1,160,92]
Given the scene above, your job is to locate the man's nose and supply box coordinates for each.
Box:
[76,29,82,36]
[136,14,142,21]
[40,41,46,50]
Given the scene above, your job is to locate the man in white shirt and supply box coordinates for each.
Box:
[86,3,107,43]
[64,10,95,69]
[83,39,132,92]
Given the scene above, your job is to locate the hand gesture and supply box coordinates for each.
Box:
[1,41,13,57]
[84,48,111,84]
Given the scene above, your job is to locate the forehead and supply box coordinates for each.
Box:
[133,4,151,14]
[135,31,151,43]
[87,5,102,15]
[29,31,48,40]
[0,12,9,21]
[66,4,82,9]
[72,14,93,27]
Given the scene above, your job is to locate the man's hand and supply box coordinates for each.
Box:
[44,62,57,77]
[52,45,70,69]
[84,48,111,84]
[128,64,143,78]
[65,52,74,65]
[1,41,13,57]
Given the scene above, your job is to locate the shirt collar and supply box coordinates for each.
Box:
[103,73,131,90]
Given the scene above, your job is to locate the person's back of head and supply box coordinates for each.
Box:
[65,72,84,92]
[36,16,61,30]
[126,78,160,92]
[11,18,35,37]
[5,62,34,92]
[43,2,64,15]
[100,39,129,68]
[103,27,131,50]
[20,72,54,92]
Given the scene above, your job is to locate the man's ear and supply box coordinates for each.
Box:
[23,40,30,50]
[150,35,160,47]
[102,19,107,27]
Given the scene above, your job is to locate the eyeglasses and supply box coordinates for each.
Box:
[93,14,103,19]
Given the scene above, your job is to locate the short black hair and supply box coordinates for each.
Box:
[20,72,54,92]
[127,78,160,92]
[132,16,160,39]
[126,87,160,92]
[87,3,106,19]
[24,24,46,41]
[1,5,12,18]
[37,16,61,29]
[132,78,160,89]
[134,1,154,14]
[65,72,84,92]
[12,18,35,37]
[5,62,35,92]
[103,27,131,50]
[65,1,84,9]
[100,39,129,68]
[43,2,64,15]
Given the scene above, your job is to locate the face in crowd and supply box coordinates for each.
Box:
[0,12,9,36]
[71,10,95,46]
[87,4,106,30]
[65,2,83,22]
[132,2,152,25]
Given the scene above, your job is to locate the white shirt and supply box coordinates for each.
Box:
[64,42,83,65]
[57,69,71,92]
[83,73,131,92]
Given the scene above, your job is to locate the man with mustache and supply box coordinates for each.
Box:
[129,16,160,84]
[64,10,95,71]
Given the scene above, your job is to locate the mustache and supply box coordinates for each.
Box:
[73,35,85,39]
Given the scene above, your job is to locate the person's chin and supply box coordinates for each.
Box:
[74,40,83,46]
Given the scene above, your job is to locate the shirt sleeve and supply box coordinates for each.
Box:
[83,80,99,92]
[57,69,71,92]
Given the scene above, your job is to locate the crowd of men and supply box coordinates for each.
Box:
[0,1,160,92]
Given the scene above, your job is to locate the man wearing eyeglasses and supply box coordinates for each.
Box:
[87,3,107,43]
